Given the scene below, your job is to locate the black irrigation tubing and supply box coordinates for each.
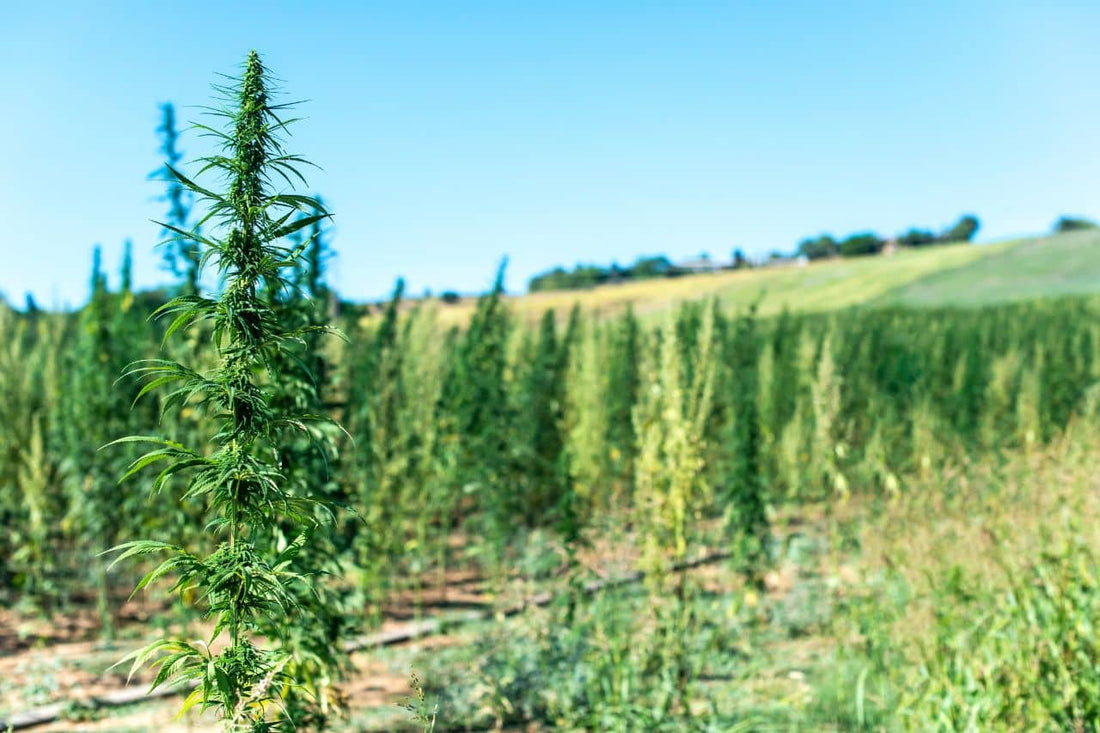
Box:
[0,549,733,731]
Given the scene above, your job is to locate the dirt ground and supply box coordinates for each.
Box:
[0,568,495,732]
[0,523,812,732]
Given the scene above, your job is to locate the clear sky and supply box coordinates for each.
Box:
[2,1,1098,307]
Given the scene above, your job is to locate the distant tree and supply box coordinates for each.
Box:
[797,235,838,261]
[572,264,608,289]
[938,214,980,243]
[631,255,673,280]
[529,267,567,292]
[530,263,611,292]
[1053,216,1099,233]
[440,290,461,304]
[732,248,749,269]
[528,254,684,293]
[838,232,885,257]
[898,228,937,247]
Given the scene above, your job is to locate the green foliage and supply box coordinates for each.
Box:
[515,308,570,526]
[633,304,717,715]
[903,535,1100,730]
[797,234,838,260]
[423,591,743,731]
[153,102,201,295]
[603,305,640,501]
[938,213,980,243]
[528,255,677,293]
[719,304,769,577]
[110,51,342,730]
[839,232,885,258]
[1054,214,1098,232]
[441,261,515,555]
[898,228,936,247]
[10,191,1100,728]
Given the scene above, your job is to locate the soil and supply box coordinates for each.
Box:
[0,568,492,732]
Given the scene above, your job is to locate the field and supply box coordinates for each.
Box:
[6,266,1100,729]
[5,54,1100,733]
[878,229,1100,307]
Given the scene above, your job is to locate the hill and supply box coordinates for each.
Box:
[875,229,1100,307]
[397,230,1100,327]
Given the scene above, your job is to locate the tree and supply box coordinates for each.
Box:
[1053,216,1098,233]
[898,228,936,247]
[797,235,838,261]
[938,214,980,243]
[838,232,884,257]
[631,255,673,280]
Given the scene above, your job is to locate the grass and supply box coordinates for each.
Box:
[875,229,1100,307]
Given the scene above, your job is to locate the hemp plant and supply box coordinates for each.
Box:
[108,51,340,730]
[153,102,201,296]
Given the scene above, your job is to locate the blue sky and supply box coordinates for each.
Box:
[2,1,1098,307]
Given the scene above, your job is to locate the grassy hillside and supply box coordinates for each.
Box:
[403,230,1099,327]
[429,239,1001,326]
[876,229,1100,307]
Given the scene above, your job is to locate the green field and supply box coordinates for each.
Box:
[877,229,1100,307]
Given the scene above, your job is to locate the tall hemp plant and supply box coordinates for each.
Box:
[109,51,341,730]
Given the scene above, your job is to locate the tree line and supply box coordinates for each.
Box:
[524,212,1100,296]
[796,213,981,260]
[526,215,983,294]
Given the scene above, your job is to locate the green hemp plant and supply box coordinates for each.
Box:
[107,51,341,730]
